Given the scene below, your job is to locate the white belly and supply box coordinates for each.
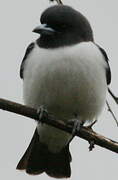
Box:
[23,42,107,152]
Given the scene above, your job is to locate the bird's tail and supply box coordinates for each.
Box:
[16,129,72,178]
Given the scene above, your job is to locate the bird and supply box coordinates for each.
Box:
[16,5,111,178]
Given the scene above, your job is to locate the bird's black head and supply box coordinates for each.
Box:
[33,5,94,48]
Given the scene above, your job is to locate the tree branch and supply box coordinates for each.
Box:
[0,98,118,153]
[108,88,118,105]
[50,0,63,4]
[106,100,118,126]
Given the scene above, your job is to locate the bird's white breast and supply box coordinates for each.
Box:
[23,42,107,152]
[23,42,107,120]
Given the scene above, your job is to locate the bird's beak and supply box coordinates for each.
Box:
[32,24,55,35]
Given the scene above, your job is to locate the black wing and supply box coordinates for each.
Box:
[20,42,35,79]
[96,44,111,85]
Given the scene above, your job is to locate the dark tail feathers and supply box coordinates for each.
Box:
[16,129,72,178]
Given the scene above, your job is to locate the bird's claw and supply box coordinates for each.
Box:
[67,119,83,136]
[37,105,48,122]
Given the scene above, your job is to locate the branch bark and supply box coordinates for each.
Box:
[0,98,118,153]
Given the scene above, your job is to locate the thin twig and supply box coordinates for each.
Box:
[56,0,63,4]
[49,0,63,4]
[108,88,118,105]
[0,98,118,153]
[106,100,118,127]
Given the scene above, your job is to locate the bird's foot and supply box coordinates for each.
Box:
[67,118,83,136]
[66,118,83,144]
[37,105,48,122]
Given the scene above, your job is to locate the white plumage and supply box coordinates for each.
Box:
[23,41,107,152]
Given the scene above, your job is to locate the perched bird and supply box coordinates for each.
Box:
[17,5,111,178]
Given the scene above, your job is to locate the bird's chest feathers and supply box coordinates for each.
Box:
[23,42,107,118]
